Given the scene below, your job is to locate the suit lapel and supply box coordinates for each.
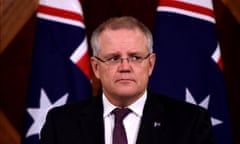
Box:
[74,93,167,144]
[136,92,166,144]
[77,96,105,144]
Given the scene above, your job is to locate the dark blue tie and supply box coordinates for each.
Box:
[112,108,131,144]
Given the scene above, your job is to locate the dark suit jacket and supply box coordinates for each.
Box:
[39,91,215,144]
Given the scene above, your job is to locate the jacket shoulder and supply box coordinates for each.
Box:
[47,96,100,118]
[148,91,209,116]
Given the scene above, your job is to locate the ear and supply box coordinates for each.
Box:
[90,57,100,79]
[148,53,156,76]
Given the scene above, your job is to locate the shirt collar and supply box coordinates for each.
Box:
[103,94,116,118]
[102,90,147,118]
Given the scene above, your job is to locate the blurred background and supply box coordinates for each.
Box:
[0,0,239,143]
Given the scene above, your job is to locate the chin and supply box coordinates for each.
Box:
[115,88,139,97]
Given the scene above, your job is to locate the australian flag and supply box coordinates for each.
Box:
[21,0,91,144]
[149,0,233,143]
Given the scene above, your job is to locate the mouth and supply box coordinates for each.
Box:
[115,78,135,84]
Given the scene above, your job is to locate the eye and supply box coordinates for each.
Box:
[106,56,120,62]
[130,55,142,61]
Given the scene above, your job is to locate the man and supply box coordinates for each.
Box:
[39,16,215,144]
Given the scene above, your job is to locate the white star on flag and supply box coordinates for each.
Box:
[26,88,68,138]
[185,88,223,126]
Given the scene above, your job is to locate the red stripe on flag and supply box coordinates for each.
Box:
[76,51,91,80]
[159,0,214,18]
[218,57,223,71]
[38,5,84,23]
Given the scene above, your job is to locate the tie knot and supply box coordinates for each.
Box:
[112,108,130,144]
[112,108,131,122]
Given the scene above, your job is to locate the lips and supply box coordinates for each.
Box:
[115,78,135,83]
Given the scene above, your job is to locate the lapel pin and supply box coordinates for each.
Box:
[154,121,161,127]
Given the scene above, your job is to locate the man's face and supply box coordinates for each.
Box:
[91,28,156,106]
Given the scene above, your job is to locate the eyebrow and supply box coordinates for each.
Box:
[99,51,147,57]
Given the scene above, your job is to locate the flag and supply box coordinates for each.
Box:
[149,0,233,143]
[21,0,91,144]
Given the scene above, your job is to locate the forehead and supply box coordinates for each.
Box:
[101,27,144,36]
[98,28,148,54]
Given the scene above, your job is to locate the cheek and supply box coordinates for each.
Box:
[139,64,151,74]
[137,66,153,83]
[99,67,114,80]
[135,68,149,80]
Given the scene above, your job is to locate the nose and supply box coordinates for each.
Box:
[120,58,130,64]
[118,58,131,72]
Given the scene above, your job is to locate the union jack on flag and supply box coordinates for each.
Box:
[149,0,233,143]
[21,0,91,144]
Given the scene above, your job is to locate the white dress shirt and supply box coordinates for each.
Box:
[103,91,147,144]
